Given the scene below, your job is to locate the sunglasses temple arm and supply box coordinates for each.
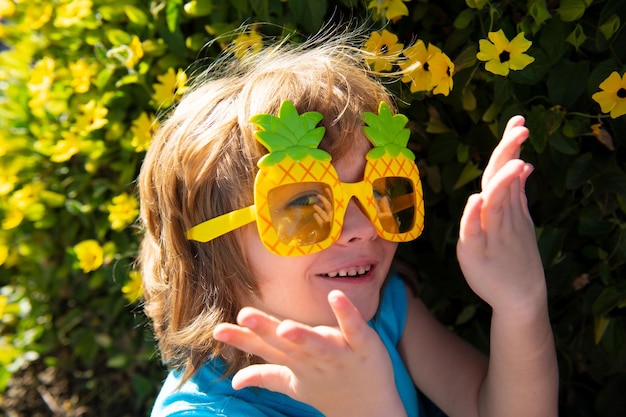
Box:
[186,205,257,242]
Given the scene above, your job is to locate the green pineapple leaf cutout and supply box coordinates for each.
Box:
[250,100,330,167]
[363,101,415,161]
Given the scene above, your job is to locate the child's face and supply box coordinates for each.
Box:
[241,137,398,327]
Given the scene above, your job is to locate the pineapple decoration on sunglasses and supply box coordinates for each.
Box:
[249,100,425,256]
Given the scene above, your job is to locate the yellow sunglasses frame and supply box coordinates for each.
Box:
[186,101,425,256]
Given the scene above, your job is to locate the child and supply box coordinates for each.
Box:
[138,28,558,417]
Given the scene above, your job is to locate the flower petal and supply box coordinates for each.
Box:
[610,98,626,118]
[488,29,510,51]
[485,59,510,76]
[592,90,617,113]
[509,32,533,54]
[508,53,535,70]
[599,71,623,93]
[476,39,499,62]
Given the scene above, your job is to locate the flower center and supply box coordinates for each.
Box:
[618,88,626,98]
[499,50,511,63]
[380,44,388,54]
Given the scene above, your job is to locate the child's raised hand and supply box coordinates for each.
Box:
[457,116,546,314]
[213,291,407,417]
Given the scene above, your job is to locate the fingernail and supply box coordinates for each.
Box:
[240,316,257,329]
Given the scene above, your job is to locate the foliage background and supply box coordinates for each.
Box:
[1,0,625,416]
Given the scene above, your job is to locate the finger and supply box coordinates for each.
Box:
[459,193,484,241]
[327,290,372,351]
[519,163,534,220]
[213,322,285,363]
[481,160,526,235]
[275,319,344,359]
[231,363,295,393]
[275,292,364,356]
[213,310,295,364]
[482,116,529,189]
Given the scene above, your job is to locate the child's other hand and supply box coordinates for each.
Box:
[457,116,546,315]
[213,291,407,417]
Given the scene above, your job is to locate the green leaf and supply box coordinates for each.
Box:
[106,28,131,46]
[548,131,579,155]
[536,227,566,268]
[249,0,270,20]
[453,9,475,29]
[287,0,328,33]
[592,287,624,317]
[456,304,477,325]
[465,0,488,9]
[166,0,182,33]
[124,5,149,25]
[566,153,594,190]
[528,0,552,27]
[526,106,549,153]
[547,59,589,108]
[566,24,587,50]
[453,162,483,190]
[557,0,588,22]
[598,14,620,40]
[183,0,214,17]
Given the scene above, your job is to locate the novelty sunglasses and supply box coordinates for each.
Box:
[186,100,425,256]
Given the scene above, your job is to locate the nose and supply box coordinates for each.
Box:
[336,198,378,245]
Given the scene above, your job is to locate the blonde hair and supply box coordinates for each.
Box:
[138,27,398,383]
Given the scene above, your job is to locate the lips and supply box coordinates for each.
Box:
[321,264,372,278]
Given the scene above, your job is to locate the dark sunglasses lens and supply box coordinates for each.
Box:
[267,182,334,246]
[372,177,415,234]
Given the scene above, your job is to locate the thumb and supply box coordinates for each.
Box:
[231,363,296,395]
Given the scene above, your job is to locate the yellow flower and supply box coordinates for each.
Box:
[130,112,156,152]
[27,56,55,109]
[0,0,15,19]
[363,30,404,72]
[591,71,626,119]
[122,270,143,303]
[73,239,103,273]
[151,68,187,108]
[367,0,410,21]
[24,2,52,30]
[50,130,81,162]
[74,99,109,133]
[0,294,7,317]
[69,59,98,94]
[106,192,139,230]
[2,207,22,230]
[125,36,144,69]
[399,40,454,95]
[428,48,455,96]
[7,183,45,225]
[477,30,535,76]
[231,30,263,59]
[0,164,18,195]
[54,0,92,28]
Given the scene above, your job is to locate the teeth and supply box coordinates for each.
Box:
[324,265,371,278]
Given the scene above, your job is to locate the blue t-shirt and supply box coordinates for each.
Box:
[151,274,420,416]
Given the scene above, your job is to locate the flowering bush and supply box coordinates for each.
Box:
[1,0,625,415]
